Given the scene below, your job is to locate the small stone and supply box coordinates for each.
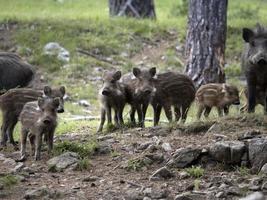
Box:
[161,143,172,152]
[260,163,267,174]
[82,176,100,182]
[124,190,143,200]
[24,186,49,199]
[240,192,265,200]
[149,167,174,181]
[78,100,90,107]
[0,183,4,190]
[47,152,79,172]
[261,182,267,191]
[11,162,24,173]
[215,191,225,198]
[179,171,189,179]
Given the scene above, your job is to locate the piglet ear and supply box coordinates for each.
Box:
[133,67,141,77]
[242,28,254,43]
[60,86,65,95]
[149,67,156,77]
[113,71,122,81]
[38,97,45,108]
[44,86,52,96]
[53,97,60,108]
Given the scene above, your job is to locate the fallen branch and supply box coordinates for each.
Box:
[76,48,121,65]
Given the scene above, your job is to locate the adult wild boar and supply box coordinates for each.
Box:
[97,71,127,133]
[121,67,156,127]
[242,24,267,113]
[151,72,196,126]
[196,83,240,119]
[0,52,35,93]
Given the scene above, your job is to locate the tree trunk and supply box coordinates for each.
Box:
[109,0,156,19]
[185,0,228,88]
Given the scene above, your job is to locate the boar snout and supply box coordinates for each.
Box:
[102,88,111,96]
[233,100,240,105]
[257,58,267,66]
[57,108,64,113]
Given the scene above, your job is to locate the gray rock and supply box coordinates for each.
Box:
[47,152,79,171]
[137,142,153,151]
[161,143,172,152]
[24,186,49,199]
[174,192,206,200]
[240,192,265,200]
[143,187,168,199]
[0,183,3,190]
[149,167,174,181]
[95,142,113,155]
[78,100,90,107]
[167,147,201,168]
[248,138,267,173]
[261,182,267,191]
[124,190,143,200]
[43,42,70,62]
[209,141,246,164]
[260,163,267,174]
[11,162,24,173]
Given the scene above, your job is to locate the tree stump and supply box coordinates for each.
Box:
[109,0,156,19]
[185,0,228,88]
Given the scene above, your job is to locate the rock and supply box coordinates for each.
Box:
[161,143,172,152]
[240,192,265,200]
[179,171,189,179]
[43,42,70,62]
[261,182,267,191]
[11,162,24,173]
[146,126,171,137]
[24,186,49,199]
[143,187,168,199]
[124,190,143,200]
[82,176,100,182]
[167,147,201,168]
[209,141,246,164]
[248,138,267,173]
[261,163,267,174]
[241,130,262,140]
[78,100,90,107]
[137,142,153,151]
[174,192,206,200]
[215,191,225,198]
[47,152,79,172]
[149,167,174,181]
[95,142,113,155]
[0,183,3,190]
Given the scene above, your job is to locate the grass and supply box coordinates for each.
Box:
[126,156,153,171]
[185,166,205,178]
[53,140,99,158]
[0,174,18,188]
[75,158,91,171]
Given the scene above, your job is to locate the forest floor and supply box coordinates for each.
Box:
[1,115,267,199]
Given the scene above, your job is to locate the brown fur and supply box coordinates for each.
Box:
[196,83,240,119]
[19,97,59,161]
[97,71,126,132]
[121,67,156,127]
[151,72,196,125]
[0,86,65,148]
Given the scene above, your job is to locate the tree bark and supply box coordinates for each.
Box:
[109,0,156,19]
[185,0,228,88]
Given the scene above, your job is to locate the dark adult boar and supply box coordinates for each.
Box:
[121,67,156,127]
[0,52,35,93]
[0,86,65,148]
[97,71,126,133]
[196,83,240,119]
[19,97,59,161]
[241,24,267,113]
[151,72,195,126]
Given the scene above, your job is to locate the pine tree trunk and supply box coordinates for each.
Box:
[185,0,228,88]
[109,0,156,19]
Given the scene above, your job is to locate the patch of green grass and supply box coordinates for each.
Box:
[53,140,99,158]
[225,63,242,77]
[236,166,250,176]
[0,175,18,188]
[194,179,201,191]
[126,156,153,171]
[186,166,205,178]
[75,158,91,171]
